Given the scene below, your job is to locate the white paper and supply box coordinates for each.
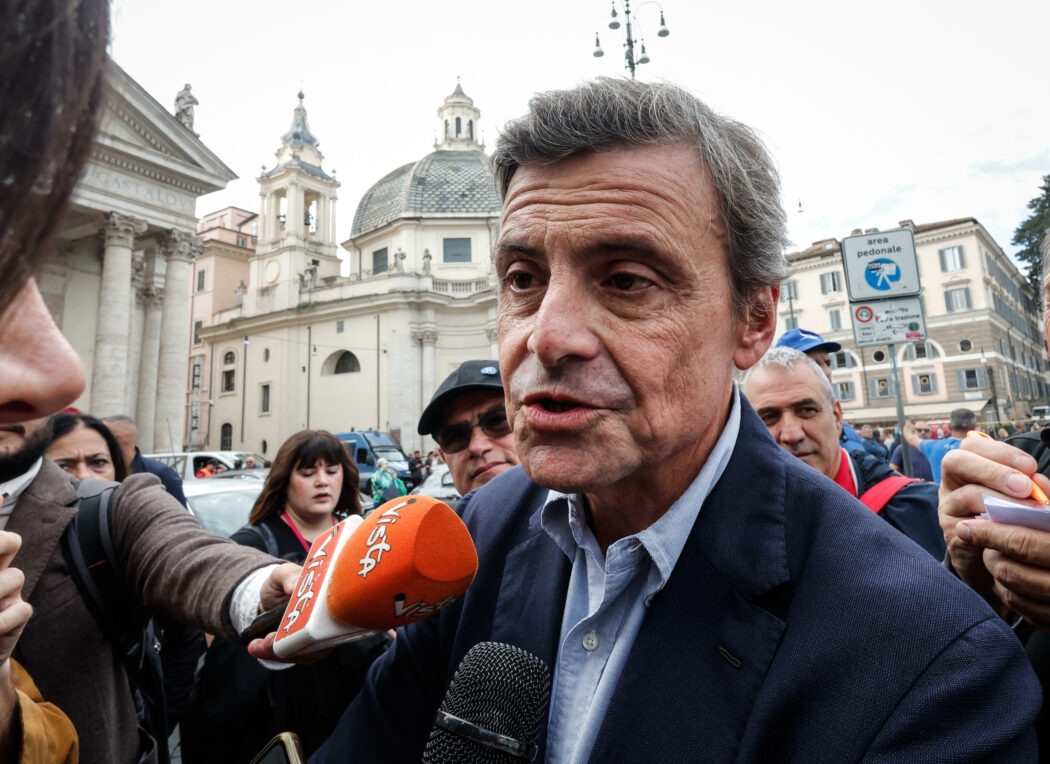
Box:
[982,495,1050,532]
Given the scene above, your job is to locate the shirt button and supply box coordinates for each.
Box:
[582,631,599,652]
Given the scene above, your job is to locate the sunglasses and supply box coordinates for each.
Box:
[435,406,512,454]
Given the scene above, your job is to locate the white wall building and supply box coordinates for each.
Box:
[199,83,500,458]
[43,61,235,450]
[778,218,1049,427]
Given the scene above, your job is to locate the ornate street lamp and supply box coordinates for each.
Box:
[592,0,670,78]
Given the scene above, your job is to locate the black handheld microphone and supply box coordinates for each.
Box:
[423,642,551,763]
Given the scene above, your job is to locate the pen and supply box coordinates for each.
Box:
[966,430,1050,504]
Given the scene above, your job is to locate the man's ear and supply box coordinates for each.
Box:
[833,400,843,433]
[733,286,778,371]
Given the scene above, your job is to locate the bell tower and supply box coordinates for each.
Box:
[252,92,341,311]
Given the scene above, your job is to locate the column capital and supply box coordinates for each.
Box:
[486,325,499,344]
[100,212,147,248]
[411,327,438,346]
[159,229,203,263]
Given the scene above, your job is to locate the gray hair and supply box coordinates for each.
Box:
[1042,228,1050,310]
[742,346,835,408]
[949,408,976,433]
[491,77,790,318]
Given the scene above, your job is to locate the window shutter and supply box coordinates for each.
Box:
[956,370,966,391]
[930,374,938,394]
[939,249,947,272]
[911,375,920,395]
[958,246,965,268]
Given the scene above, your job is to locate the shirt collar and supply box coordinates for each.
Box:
[833,448,859,497]
[0,458,43,504]
[541,385,743,584]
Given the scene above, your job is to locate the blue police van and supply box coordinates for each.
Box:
[335,429,414,492]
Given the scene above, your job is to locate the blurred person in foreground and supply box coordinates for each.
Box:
[309,78,1038,761]
[742,347,944,558]
[181,430,391,762]
[936,230,1050,748]
[0,2,301,760]
[103,415,187,505]
[416,360,518,495]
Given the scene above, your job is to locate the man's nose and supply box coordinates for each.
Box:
[0,281,86,424]
[777,414,806,445]
[526,279,601,367]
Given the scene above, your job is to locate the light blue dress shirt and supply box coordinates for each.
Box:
[540,387,742,763]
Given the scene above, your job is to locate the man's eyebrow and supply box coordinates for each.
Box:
[755,406,782,418]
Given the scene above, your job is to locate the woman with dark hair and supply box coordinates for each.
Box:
[181,431,391,762]
[46,413,128,481]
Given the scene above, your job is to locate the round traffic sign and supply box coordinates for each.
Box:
[855,306,874,323]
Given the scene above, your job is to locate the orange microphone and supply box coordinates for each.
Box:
[272,495,478,658]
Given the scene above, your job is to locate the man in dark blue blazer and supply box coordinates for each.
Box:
[307,78,1040,761]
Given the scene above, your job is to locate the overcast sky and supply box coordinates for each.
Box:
[111,0,1048,267]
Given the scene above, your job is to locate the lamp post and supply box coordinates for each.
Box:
[592,0,670,78]
[982,348,1002,429]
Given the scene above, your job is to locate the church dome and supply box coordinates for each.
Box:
[350,150,501,236]
[350,81,500,237]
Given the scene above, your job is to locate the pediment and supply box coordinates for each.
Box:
[96,60,236,194]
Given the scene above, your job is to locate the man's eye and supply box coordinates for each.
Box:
[507,272,534,290]
[605,273,650,291]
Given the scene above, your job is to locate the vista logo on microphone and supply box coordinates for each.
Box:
[357,499,408,578]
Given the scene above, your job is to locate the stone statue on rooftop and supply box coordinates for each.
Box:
[175,84,198,132]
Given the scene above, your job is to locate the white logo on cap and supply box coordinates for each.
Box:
[480,366,497,375]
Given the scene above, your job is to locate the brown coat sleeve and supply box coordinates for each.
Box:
[109,473,280,640]
[12,660,78,764]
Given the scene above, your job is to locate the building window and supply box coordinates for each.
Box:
[904,341,940,361]
[782,280,798,301]
[939,245,965,272]
[334,351,360,374]
[957,368,987,391]
[221,369,235,392]
[836,381,856,401]
[944,287,971,313]
[373,247,388,274]
[872,350,886,363]
[236,235,247,248]
[261,384,270,413]
[959,339,973,352]
[871,377,893,398]
[784,315,799,331]
[336,320,344,333]
[1000,338,1008,356]
[191,359,202,391]
[223,350,235,365]
[443,238,472,263]
[820,271,841,295]
[828,308,841,331]
[263,348,270,362]
[912,373,938,395]
[455,116,462,137]
[196,268,206,292]
[193,320,203,345]
[830,351,855,369]
[190,407,200,433]
[220,423,232,451]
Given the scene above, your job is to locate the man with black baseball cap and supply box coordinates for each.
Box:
[417,360,518,495]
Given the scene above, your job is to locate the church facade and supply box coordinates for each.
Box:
[44,61,236,451]
[197,83,500,458]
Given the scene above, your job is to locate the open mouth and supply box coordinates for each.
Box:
[539,398,579,413]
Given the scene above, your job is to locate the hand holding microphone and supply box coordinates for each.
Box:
[247,495,477,661]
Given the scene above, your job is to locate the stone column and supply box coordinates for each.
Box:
[419,329,438,410]
[123,252,148,416]
[487,325,499,360]
[136,286,164,450]
[153,230,201,451]
[91,212,145,417]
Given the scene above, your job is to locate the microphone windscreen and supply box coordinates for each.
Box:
[328,495,478,629]
[423,642,551,763]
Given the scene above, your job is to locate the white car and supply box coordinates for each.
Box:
[145,451,267,482]
[410,464,461,505]
[183,480,262,537]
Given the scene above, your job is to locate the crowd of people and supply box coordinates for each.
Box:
[6,1,1050,761]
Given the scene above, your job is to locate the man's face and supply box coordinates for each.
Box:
[436,390,518,494]
[807,349,832,381]
[746,362,844,480]
[915,420,930,439]
[861,424,874,439]
[0,418,53,483]
[496,144,774,497]
[104,419,137,468]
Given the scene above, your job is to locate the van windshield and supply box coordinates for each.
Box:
[373,446,405,463]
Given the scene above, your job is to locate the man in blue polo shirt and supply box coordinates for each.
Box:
[903,408,976,483]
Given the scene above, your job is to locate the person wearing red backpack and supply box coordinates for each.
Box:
[743,346,945,559]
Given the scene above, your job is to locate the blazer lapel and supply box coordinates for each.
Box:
[590,401,792,762]
[8,460,79,599]
[489,511,570,763]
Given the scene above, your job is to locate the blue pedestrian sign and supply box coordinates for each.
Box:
[841,229,920,300]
